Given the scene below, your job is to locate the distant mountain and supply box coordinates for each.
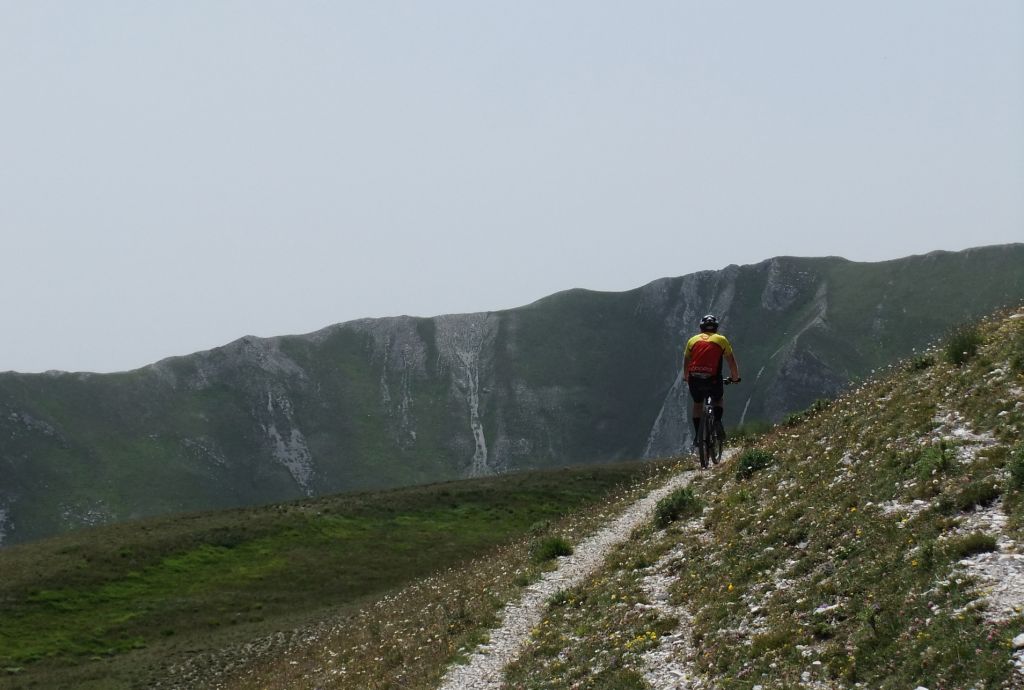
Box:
[2,244,1022,545]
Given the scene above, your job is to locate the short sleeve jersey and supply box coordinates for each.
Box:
[684,333,733,377]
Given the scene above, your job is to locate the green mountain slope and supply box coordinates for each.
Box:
[503,307,1024,689]
[2,244,1023,545]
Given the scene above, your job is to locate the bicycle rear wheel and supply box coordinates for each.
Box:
[697,416,710,469]
[711,430,723,464]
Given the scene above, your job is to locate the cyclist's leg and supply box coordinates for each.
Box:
[697,406,711,467]
[712,397,724,425]
[687,380,706,445]
[711,376,726,439]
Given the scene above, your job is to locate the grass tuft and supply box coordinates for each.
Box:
[1009,443,1024,491]
[945,323,983,366]
[952,481,1002,512]
[731,420,772,442]
[914,443,953,480]
[547,589,573,608]
[1009,327,1024,375]
[735,448,775,480]
[946,532,998,560]
[782,398,832,427]
[908,354,936,371]
[531,535,574,563]
[654,487,702,527]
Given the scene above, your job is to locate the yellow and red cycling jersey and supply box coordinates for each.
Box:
[684,333,733,377]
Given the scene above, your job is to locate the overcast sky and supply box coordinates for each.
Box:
[2,2,1022,373]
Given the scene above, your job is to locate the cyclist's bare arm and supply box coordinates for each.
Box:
[726,353,740,381]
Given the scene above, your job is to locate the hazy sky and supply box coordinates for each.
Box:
[2,2,1022,373]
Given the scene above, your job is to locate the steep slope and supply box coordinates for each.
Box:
[1,244,1023,545]
[502,307,1024,689]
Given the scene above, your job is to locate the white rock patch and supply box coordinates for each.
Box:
[0,506,8,547]
[953,502,1024,625]
[263,391,315,495]
[880,499,931,519]
[436,314,497,477]
[639,542,707,689]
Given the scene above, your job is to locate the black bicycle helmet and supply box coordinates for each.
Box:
[700,314,719,332]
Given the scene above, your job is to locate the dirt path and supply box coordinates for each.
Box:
[436,465,701,690]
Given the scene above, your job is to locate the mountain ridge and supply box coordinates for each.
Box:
[10,245,1000,377]
[1,243,1023,546]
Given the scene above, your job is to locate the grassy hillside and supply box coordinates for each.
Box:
[505,307,1024,689]
[235,306,1024,689]
[0,461,672,689]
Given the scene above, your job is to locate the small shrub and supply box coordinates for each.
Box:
[914,444,952,480]
[735,449,775,480]
[917,539,937,571]
[750,622,800,657]
[782,526,809,547]
[953,481,1002,512]
[782,411,802,427]
[1010,328,1024,375]
[1009,344,1024,371]
[654,487,702,527]
[945,324,983,367]
[781,399,831,427]
[1009,444,1024,490]
[946,532,998,559]
[547,589,572,607]
[731,420,771,442]
[627,554,655,570]
[531,535,573,563]
[908,354,936,371]
[529,520,552,536]
[808,398,833,413]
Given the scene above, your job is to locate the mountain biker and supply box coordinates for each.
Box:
[683,314,740,445]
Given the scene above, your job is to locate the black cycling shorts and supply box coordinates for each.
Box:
[687,375,724,404]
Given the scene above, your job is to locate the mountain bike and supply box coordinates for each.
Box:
[697,378,740,469]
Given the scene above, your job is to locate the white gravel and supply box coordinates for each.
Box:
[639,542,707,690]
[954,502,1024,622]
[436,467,700,690]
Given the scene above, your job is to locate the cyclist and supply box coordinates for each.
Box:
[683,314,740,445]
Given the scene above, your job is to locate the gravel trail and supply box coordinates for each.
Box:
[436,467,699,690]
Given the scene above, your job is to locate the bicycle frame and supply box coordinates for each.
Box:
[696,395,721,469]
[695,378,738,469]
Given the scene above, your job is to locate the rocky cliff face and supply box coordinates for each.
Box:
[2,245,1023,545]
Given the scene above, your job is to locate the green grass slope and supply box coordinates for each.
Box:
[505,307,1024,689]
[0,461,671,689]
